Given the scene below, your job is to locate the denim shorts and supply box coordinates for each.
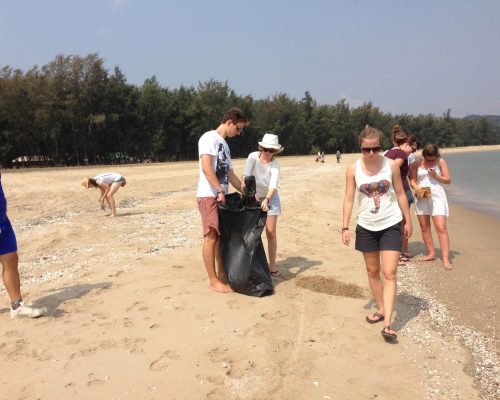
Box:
[355,222,402,253]
[405,187,414,205]
[260,192,281,216]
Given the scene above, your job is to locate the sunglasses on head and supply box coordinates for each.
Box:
[261,147,277,153]
[360,146,382,154]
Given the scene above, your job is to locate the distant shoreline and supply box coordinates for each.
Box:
[2,144,500,173]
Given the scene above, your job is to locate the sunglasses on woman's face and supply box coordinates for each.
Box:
[261,148,277,153]
[360,146,382,154]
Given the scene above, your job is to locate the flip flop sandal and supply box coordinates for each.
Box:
[401,252,413,259]
[270,270,281,277]
[399,255,410,262]
[366,312,385,324]
[381,326,397,340]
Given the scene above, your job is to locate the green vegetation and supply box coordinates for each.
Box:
[1,54,499,167]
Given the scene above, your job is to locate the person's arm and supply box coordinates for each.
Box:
[429,159,451,185]
[241,154,256,193]
[98,183,109,203]
[261,161,280,211]
[228,168,242,193]
[200,154,225,202]
[409,161,425,198]
[342,164,356,246]
[392,157,405,168]
[391,161,413,239]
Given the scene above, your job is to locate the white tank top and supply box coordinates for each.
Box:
[355,157,402,231]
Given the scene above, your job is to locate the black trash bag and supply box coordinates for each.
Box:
[218,177,274,297]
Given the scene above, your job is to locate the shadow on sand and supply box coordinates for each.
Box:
[28,282,111,318]
[364,290,430,332]
[272,256,322,286]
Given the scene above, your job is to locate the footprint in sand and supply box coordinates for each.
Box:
[261,310,289,320]
[149,350,180,371]
[126,301,148,312]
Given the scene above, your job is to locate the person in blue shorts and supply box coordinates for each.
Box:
[1,172,46,318]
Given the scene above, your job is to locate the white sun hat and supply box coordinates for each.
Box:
[258,133,284,153]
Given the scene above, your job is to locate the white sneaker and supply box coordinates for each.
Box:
[10,302,46,319]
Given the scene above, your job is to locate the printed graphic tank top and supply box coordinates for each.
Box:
[355,157,402,231]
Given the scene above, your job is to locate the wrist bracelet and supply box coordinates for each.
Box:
[341,227,349,231]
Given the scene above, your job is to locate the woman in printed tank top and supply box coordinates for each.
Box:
[342,125,412,341]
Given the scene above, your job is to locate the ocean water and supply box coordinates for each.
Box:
[441,150,500,219]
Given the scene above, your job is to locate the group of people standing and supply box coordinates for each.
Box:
[1,107,453,345]
[196,108,283,293]
[342,124,452,341]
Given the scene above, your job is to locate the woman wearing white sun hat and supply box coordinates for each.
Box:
[241,133,284,277]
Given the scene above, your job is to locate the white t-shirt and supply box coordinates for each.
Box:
[196,130,233,197]
[94,172,123,185]
[242,151,280,198]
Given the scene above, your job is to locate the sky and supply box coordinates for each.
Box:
[1,0,499,118]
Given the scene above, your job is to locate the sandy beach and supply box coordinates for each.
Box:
[1,147,498,399]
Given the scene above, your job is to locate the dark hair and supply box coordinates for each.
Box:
[391,124,407,145]
[89,178,98,188]
[358,125,384,146]
[221,107,248,124]
[406,134,420,149]
[422,144,440,158]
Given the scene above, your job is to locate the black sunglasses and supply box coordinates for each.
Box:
[261,148,277,153]
[361,146,382,154]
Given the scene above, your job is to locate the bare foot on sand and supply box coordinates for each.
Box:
[443,263,453,270]
[217,273,229,285]
[209,281,233,293]
[419,255,436,262]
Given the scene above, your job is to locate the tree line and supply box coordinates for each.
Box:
[1,53,499,167]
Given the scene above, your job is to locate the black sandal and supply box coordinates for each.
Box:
[366,312,385,324]
[381,326,397,340]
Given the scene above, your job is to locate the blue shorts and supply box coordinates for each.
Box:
[0,217,18,255]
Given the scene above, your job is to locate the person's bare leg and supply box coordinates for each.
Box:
[106,182,121,217]
[417,215,436,260]
[380,250,399,335]
[432,215,452,269]
[202,229,232,293]
[363,252,384,318]
[1,252,21,302]
[214,238,229,284]
[266,216,278,273]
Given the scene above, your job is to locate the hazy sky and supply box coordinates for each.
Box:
[1,0,499,117]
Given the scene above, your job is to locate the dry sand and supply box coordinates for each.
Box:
[1,147,498,399]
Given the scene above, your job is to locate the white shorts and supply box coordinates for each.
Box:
[415,197,449,217]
